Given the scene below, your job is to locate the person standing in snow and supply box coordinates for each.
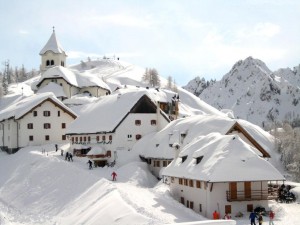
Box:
[61,149,64,156]
[249,211,257,225]
[65,152,69,160]
[87,160,93,169]
[258,213,263,225]
[69,153,73,162]
[213,210,220,219]
[111,171,117,181]
[55,144,58,152]
[269,210,275,225]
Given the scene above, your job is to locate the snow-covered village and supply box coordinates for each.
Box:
[1,1,300,225]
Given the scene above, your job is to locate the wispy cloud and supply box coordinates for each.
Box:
[19,29,29,35]
[236,22,280,39]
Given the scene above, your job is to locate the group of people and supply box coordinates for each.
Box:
[249,210,275,225]
[213,209,275,224]
[65,152,73,161]
[86,160,118,181]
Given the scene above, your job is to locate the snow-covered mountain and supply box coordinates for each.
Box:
[184,57,300,128]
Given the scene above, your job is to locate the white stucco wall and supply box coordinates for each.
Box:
[41,51,66,72]
[168,178,271,219]
[80,87,109,97]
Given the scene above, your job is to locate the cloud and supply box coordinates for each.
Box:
[19,30,29,35]
[236,22,280,39]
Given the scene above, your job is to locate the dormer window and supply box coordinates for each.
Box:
[46,60,50,66]
[50,60,54,65]
[196,156,204,164]
[181,155,188,163]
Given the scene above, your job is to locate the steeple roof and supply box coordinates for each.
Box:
[39,29,66,55]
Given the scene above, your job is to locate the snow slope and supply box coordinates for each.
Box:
[1,145,300,225]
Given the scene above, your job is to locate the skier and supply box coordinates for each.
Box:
[68,153,73,162]
[249,211,257,225]
[269,210,275,225]
[87,160,93,169]
[111,171,117,181]
[65,152,69,161]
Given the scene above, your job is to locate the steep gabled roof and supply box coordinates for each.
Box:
[137,114,273,159]
[162,133,284,182]
[39,31,66,55]
[0,92,77,122]
[66,90,170,135]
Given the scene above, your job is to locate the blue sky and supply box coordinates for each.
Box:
[0,0,299,85]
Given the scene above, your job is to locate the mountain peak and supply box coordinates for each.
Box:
[230,56,272,75]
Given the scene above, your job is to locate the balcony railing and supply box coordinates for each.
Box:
[226,189,278,202]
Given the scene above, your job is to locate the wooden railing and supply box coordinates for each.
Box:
[226,189,278,202]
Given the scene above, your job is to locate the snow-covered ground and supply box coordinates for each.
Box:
[0,145,299,225]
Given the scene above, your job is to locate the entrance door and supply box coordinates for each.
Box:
[229,182,237,200]
[244,182,251,199]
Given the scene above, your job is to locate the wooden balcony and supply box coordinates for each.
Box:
[226,189,278,202]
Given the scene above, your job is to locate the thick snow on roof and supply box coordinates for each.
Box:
[86,145,105,155]
[38,66,111,91]
[162,133,284,182]
[37,82,66,98]
[0,92,76,121]
[39,31,66,55]
[66,89,159,134]
[137,114,274,159]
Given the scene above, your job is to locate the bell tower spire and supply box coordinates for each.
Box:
[39,27,67,72]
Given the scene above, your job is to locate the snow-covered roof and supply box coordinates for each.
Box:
[37,82,67,98]
[137,114,274,159]
[162,133,284,182]
[0,92,77,121]
[36,66,111,91]
[66,89,166,134]
[39,31,66,55]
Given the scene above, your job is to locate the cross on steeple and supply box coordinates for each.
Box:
[52,26,55,32]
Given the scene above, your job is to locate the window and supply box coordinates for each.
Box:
[29,136,33,141]
[46,60,50,66]
[199,204,202,212]
[247,204,253,212]
[27,123,33,129]
[136,134,142,140]
[151,120,156,125]
[181,155,188,163]
[61,61,64,66]
[58,111,60,117]
[75,137,78,142]
[225,205,232,214]
[50,60,54,65]
[184,179,188,186]
[189,201,194,209]
[102,136,106,141]
[135,120,141,125]
[88,136,91,142]
[179,178,183,185]
[189,180,194,187]
[72,137,74,143]
[196,156,204,164]
[33,111,37,117]
[196,181,201,189]
[96,136,99,142]
[186,200,189,208]
[109,135,112,141]
[44,123,51,129]
[84,137,87,142]
[62,135,66,140]
[163,161,168,167]
[107,150,111,157]
[128,134,132,139]
[80,137,82,142]
[62,123,66,129]
[43,111,51,117]
[45,135,50,141]
[154,161,160,167]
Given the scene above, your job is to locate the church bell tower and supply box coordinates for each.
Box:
[39,27,67,72]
